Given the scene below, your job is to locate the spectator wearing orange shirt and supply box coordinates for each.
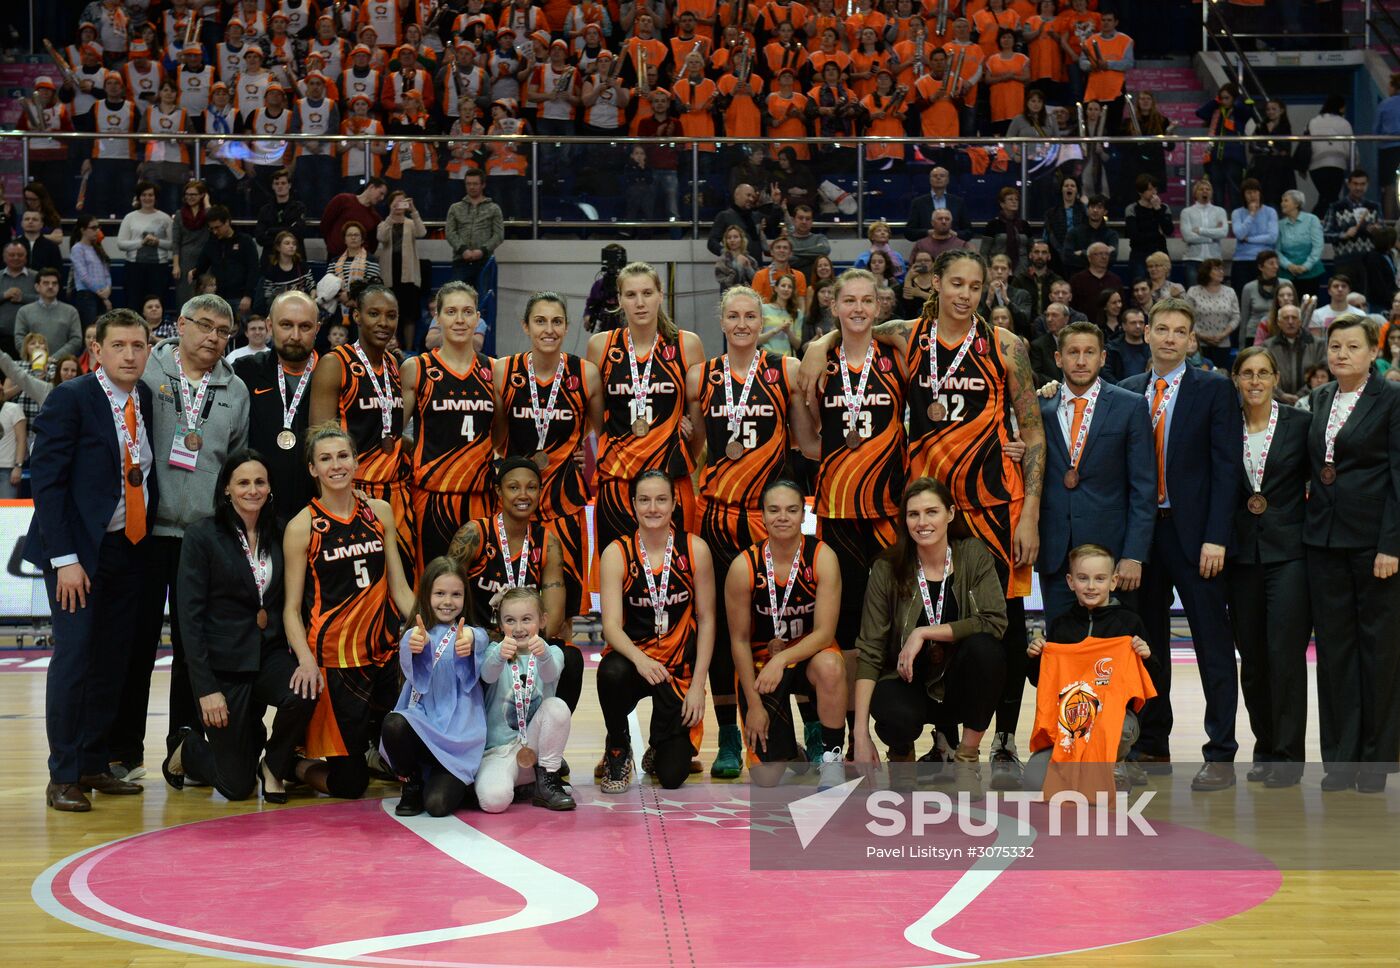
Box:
[973,0,1021,59]
[1022,0,1065,103]
[860,69,909,164]
[765,68,810,160]
[849,27,890,100]
[984,28,1030,135]
[1079,11,1133,133]
[1053,0,1100,103]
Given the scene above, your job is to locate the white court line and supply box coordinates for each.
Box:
[20,656,50,668]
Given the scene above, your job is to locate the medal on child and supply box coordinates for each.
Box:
[512,652,538,767]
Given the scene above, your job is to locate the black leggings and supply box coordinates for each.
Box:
[871,632,1006,754]
[555,643,584,713]
[379,712,470,817]
[596,651,695,789]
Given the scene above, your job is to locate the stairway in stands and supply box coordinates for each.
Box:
[1128,56,1211,210]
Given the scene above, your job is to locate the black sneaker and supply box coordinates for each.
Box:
[396,779,425,816]
[533,766,577,810]
[600,747,634,794]
[989,732,1024,791]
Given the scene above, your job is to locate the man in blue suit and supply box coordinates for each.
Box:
[903,166,972,241]
[1119,298,1243,791]
[26,309,157,812]
[1036,320,1156,625]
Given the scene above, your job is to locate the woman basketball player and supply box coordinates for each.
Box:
[684,286,818,777]
[585,262,705,558]
[725,478,846,789]
[402,282,498,565]
[493,292,603,635]
[799,249,1045,789]
[283,423,415,799]
[596,471,716,792]
[308,284,417,576]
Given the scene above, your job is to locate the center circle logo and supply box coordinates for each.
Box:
[34,788,1279,966]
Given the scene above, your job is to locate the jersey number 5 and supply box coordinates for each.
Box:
[353,559,371,589]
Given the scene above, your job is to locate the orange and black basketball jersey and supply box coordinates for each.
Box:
[696,351,791,509]
[596,328,694,482]
[610,530,699,674]
[738,535,824,660]
[303,497,398,668]
[407,348,496,494]
[331,343,406,485]
[500,352,590,519]
[461,516,549,628]
[906,318,1024,511]
[814,340,907,519]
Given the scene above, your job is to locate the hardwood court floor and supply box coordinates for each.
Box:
[3,655,1399,967]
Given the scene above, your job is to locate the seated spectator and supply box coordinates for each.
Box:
[259,231,316,315]
[714,226,758,293]
[1345,291,1388,331]
[1376,325,1400,375]
[141,295,177,342]
[1130,277,1154,316]
[901,250,936,318]
[863,250,899,290]
[807,255,838,295]
[16,212,63,275]
[1043,175,1087,276]
[1240,250,1281,341]
[1293,363,1333,412]
[1144,251,1185,303]
[327,223,383,306]
[1092,287,1124,341]
[1178,178,1228,280]
[1123,174,1172,281]
[1032,278,1088,336]
[195,206,260,319]
[904,166,970,242]
[753,236,808,301]
[253,168,308,253]
[1276,189,1326,288]
[117,181,175,311]
[1255,279,1311,347]
[1068,242,1122,316]
[1229,179,1279,291]
[1106,306,1150,383]
[1185,257,1240,368]
[1309,275,1353,338]
[707,183,774,262]
[979,253,1031,337]
[16,269,83,360]
[912,209,968,262]
[226,315,271,363]
[979,187,1031,274]
[853,221,908,283]
[1011,239,1062,318]
[786,203,831,276]
[0,243,37,356]
[728,146,772,198]
[20,182,65,245]
[804,279,837,345]
[1264,302,1326,404]
[1029,301,1070,384]
[760,275,804,357]
[774,148,820,212]
[1062,193,1117,273]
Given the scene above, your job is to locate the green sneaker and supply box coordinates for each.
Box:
[710,723,743,779]
[803,721,824,765]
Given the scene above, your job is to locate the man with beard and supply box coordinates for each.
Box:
[1011,240,1063,319]
[233,290,320,523]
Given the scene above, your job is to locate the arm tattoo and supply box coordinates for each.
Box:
[1003,333,1047,499]
[873,319,913,343]
[541,581,565,590]
[447,522,481,564]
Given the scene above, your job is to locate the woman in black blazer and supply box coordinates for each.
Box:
[161,449,318,802]
[1227,347,1312,787]
[1305,316,1400,794]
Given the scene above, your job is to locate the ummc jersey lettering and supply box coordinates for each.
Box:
[500,352,590,518]
[814,340,907,518]
[697,351,790,508]
[303,497,396,668]
[737,535,824,662]
[407,349,495,495]
[331,343,405,485]
[597,328,693,481]
[608,531,699,675]
[462,518,549,628]
[906,318,1024,510]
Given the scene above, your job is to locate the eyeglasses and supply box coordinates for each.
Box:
[183,316,236,341]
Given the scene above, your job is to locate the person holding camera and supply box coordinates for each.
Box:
[378,191,428,350]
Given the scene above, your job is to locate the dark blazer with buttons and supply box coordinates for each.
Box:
[904,192,971,241]
[1037,380,1157,575]
[1230,403,1310,564]
[1120,365,1242,559]
[176,514,287,699]
[23,373,159,574]
[1304,372,1400,555]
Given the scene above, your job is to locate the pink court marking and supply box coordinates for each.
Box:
[34,787,1280,967]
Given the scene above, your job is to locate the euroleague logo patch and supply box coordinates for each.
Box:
[33,793,1280,967]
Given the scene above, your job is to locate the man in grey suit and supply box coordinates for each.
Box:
[1036,320,1157,625]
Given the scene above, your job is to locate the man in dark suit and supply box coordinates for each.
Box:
[1036,320,1156,624]
[26,308,157,812]
[233,290,320,524]
[903,166,971,242]
[1119,297,1243,791]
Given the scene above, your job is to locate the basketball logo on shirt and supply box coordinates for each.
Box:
[427,366,444,382]
[1057,681,1101,751]
[1094,657,1113,686]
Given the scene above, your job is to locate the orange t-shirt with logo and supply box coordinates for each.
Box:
[1030,635,1156,798]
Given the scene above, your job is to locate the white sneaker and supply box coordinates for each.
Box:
[110,762,147,781]
[818,748,846,791]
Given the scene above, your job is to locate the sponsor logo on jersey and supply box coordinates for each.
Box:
[322,540,384,561]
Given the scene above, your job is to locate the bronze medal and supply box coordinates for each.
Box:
[516,745,538,768]
[184,431,203,452]
[725,440,744,461]
[379,437,395,454]
[276,429,297,450]
[1247,493,1267,515]
[1320,464,1337,485]
[1063,467,1080,489]
[767,637,785,656]
[532,449,549,469]
[631,418,650,437]
[126,466,143,487]
[256,607,268,629]
[844,429,863,450]
[927,401,947,422]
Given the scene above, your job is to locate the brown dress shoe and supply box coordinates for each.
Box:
[79,772,144,795]
[46,782,92,812]
[1190,762,1237,792]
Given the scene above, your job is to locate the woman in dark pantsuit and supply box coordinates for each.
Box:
[1304,316,1400,794]
[1227,347,1312,787]
[161,450,318,802]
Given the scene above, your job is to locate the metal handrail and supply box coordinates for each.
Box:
[1205,3,1271,106]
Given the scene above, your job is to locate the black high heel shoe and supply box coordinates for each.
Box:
[161,726,192,791]
[259,758,289,804]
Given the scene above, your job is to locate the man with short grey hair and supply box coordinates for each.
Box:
[109,292,250,780]
[16,268,83,359]
[0,242,37,355]
[1069,242,1124,316]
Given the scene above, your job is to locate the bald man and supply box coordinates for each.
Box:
[1069,241,1125,316]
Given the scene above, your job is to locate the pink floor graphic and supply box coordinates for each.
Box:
[34,787,1281,967]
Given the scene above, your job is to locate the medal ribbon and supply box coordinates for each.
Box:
[635,530,675,636]
[234,526,270,607]
[625,330,657,423]
[495,513,532,588]
[837,340,874,432]
[410,623,458,707]
[926,319,976,405]
[763,539,804,642]
[1324,389,1363,464]
[276,351,317,431]
[722,351,760,444]
[173,347,212,436]
[1243,399,1279,493]
[94,367,144,470]
[526,351,566,451]
[351,341,393,438]
[915,545,953,627]
[1144,366,1185,430]
[1062,378,1102,469]
[510,653,538,736]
